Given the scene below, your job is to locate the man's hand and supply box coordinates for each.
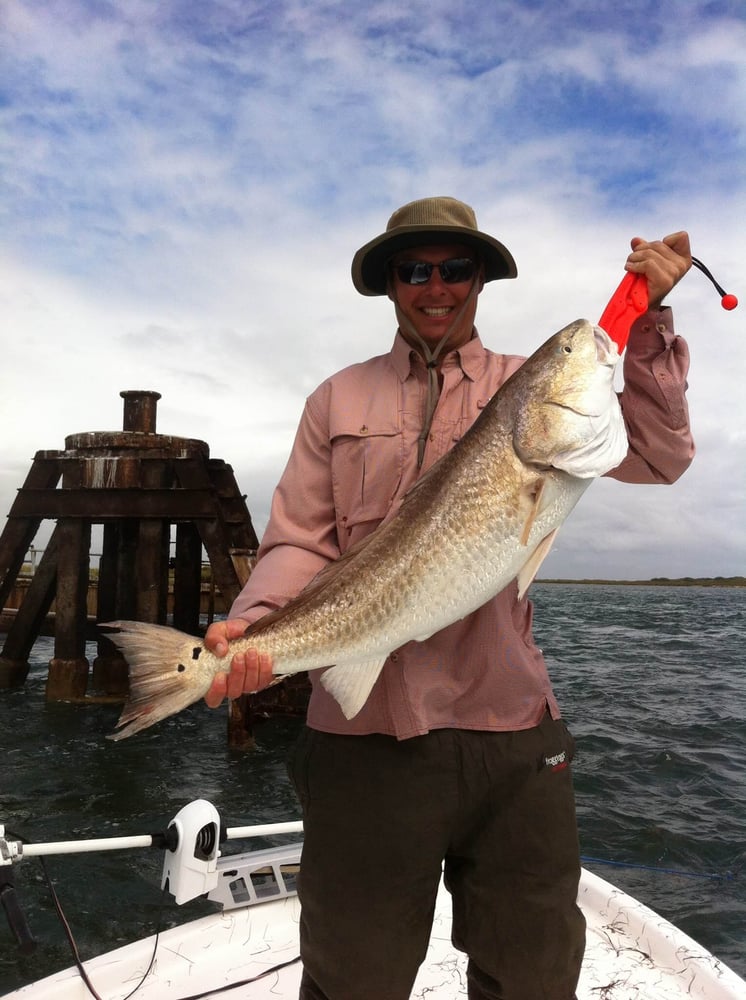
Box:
[203,618,275,708]
[625,231,692,309]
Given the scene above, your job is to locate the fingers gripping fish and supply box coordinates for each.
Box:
[105,320,628,740]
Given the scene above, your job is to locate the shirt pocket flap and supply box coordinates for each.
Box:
[328,412,400,440]
[329,419,403,541]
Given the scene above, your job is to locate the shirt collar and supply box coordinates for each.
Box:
[390,328,487,383]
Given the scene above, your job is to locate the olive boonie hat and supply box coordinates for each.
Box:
[351,196,517,296]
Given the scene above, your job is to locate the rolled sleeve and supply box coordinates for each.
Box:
[608,308,695,485]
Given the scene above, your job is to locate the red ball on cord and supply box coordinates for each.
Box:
[721,293,738,311]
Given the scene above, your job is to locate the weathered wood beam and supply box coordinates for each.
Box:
[8,488,225,520]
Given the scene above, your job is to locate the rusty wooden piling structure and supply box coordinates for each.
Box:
[0,391,259,707]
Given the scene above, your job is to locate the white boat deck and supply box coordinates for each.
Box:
[8,867,745,999]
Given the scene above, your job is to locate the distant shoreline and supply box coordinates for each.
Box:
[537,577,745,588]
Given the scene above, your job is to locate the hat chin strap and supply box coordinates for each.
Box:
[392,278,480,468]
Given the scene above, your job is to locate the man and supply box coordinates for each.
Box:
[204,198,694,999]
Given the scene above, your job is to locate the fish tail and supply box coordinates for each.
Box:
[103,621,210,741]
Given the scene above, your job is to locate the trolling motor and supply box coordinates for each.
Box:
[158,800,304,907]
[0,804,303,954]
[159,799,222,904]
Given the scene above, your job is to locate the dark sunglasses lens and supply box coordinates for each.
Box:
[439,258,475,283]
[395,262,432,284]
[394,258,475,285]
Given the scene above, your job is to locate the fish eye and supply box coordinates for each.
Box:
[563,345,572,354]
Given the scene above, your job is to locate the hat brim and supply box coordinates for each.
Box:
[351,225,517,296]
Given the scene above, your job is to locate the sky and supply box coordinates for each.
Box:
[1,0,744,581]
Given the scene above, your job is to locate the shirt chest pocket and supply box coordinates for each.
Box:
[329,417,403,548]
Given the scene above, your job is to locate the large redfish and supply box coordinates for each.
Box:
[106,319,628,739]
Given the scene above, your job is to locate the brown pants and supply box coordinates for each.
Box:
[288,718,585,1000]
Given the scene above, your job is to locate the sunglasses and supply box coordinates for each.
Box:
[392,257,476,286]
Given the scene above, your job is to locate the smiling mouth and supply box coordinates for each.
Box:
[421,306,453,317]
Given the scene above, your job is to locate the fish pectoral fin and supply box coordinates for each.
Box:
[519,478,548,546]
[320,656,388,719]
[516,529,559,600]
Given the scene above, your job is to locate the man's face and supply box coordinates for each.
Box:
[388,243,483,354]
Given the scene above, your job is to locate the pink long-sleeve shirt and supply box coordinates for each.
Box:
[231,310,694,739]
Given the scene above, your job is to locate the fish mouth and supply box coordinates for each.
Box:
[593,325,620,366]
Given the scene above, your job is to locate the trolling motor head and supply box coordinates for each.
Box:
[160,799,222,904]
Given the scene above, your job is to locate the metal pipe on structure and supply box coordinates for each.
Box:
[120,389,161,434]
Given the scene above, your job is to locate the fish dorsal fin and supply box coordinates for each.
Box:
[516,529,558,600]
[319,656,388,719]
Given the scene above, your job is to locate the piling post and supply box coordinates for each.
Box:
[46,518,91,700]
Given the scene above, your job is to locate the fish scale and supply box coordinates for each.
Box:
[105,318,629,739]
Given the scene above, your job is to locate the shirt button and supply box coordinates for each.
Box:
[656,323,668,334]
[359,425,368,434]
[390,652,399,662]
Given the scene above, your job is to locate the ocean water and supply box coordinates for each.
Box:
[532,584,746,975]
[0,583,744,994]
